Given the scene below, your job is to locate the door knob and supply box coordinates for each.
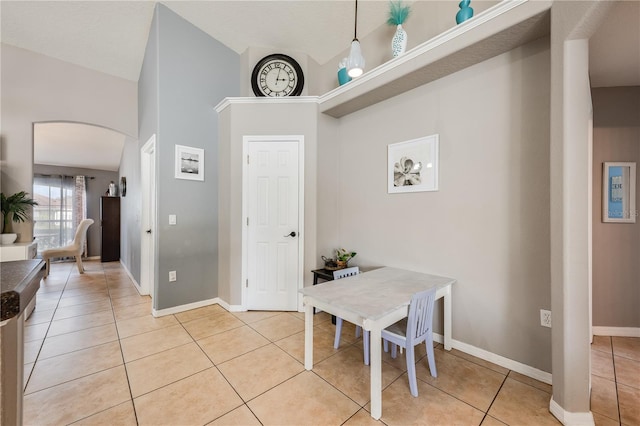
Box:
[284,231,297,237]
[146,229,152,234]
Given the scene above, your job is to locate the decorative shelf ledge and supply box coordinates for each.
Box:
[318,0,551,118]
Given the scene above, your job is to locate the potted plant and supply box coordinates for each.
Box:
[1,191,38,244]
[335,248,357,269]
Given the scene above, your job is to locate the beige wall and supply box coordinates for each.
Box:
[217,101,319,307]
[592,86,640,328]
[333,37,552,371]
[0,44,137,242]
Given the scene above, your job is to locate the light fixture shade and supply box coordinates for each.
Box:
[346,40,365,77]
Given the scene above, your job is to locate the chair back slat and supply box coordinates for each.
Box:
[406,287,437,344]
[72,219,95,248]
[333,266,360,280]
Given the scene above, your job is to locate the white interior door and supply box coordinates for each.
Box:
[245,136,303,311]
[140,135,156,297]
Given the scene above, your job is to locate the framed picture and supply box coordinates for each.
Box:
[175,145,204,181]
[602,162,636,223]
[120,176,127,197]
[388,135,439,193]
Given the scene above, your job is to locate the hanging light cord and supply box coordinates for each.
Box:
[353,0,358,41]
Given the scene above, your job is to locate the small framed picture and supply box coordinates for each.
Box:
[602,162,636,223]
[175,145,204,181]
[388,135,439,193]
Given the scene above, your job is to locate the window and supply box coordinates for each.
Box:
[33,175,75,253]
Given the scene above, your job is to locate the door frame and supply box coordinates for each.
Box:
[241,135,305,311]
[140,134,157,298]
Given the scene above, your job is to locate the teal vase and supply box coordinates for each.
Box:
[456,0,474,24]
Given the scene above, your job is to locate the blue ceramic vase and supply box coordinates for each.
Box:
[456,0,474,24]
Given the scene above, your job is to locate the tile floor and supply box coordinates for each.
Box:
[590,335,640,425]
[21,260,638,425]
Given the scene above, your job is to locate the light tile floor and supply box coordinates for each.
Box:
[590,335,640,425]
[21,261,637,425]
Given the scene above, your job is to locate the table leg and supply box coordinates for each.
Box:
[370,326,382,420]
[304,300,314,370]
[444,285,452,350]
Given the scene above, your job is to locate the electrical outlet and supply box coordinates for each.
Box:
[540,309,552,328]
[169,271,177,282]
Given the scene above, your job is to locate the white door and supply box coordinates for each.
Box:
[140,135,156,297]
[245,136,302,311]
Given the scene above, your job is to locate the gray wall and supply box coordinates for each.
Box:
[333,37,552,372]
[135,4,240,310]
[592,86,640,328]
[33,164,118,257]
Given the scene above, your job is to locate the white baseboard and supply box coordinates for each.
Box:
[549,397,594,426]
[434,333,552,385]
[215,298,245,312]
[592,326,640,338]
[152,298,221,317]
[86,255,101,260]
[118,260,143,296]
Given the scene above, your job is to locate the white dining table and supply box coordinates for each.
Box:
[300,266,455,420]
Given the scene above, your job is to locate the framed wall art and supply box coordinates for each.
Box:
[388,134,439,194]
[175,145,204,181]
[602,162,636,223]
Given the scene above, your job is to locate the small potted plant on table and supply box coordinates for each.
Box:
[1,191,38,245]
[335,248,357,269]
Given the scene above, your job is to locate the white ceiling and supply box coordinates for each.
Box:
[2,1,638,172]
[1,0,393,82]
[34,123,126,172]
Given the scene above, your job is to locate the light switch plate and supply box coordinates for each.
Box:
[169,215,177,225]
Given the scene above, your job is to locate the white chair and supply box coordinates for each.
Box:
[42,219,94,278]
[382,287,437,397]
[332,267,371,365]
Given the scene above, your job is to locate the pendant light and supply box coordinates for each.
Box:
[347,0,365,78]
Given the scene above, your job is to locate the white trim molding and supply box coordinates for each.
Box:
[593,326,640,338]
[152,298,220,317]
[434,335,552,384]
[214,96,319,113]
[118,260,142,295]
[549,398,594,426]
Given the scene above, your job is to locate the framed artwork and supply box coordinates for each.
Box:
[388,135,439,193]
[175,145,204,181]
[602,162,636,223]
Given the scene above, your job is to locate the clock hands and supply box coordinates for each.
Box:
[274,68,288,86]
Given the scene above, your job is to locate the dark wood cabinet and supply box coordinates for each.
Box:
[100,196,120,262]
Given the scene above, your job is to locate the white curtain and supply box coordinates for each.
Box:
[73,176,88,256]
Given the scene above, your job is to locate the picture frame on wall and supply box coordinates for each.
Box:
[602,162,636,223]
[388,134,439,194]
[175,145,204,181]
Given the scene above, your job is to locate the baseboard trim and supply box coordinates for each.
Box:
[118,260,142,296]
[592,326,640,337]
[549,397,594,425]
[433,333,552,385]
[215,298,245,312]
[152,298,221,317]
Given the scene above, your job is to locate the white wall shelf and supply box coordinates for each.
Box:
[318,0,551,118]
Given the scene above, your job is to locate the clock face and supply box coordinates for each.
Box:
[251,54,304,97]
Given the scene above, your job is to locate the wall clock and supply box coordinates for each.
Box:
[251,54,304,97]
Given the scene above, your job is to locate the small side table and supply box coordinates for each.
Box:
[311,268,336,323]
[311,268,335,285]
